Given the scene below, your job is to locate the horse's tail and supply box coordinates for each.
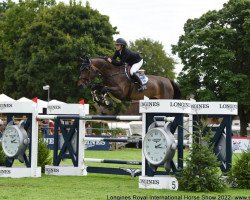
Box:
[170,80,181,99]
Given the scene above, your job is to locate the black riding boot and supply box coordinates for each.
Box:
[132,73,147,92]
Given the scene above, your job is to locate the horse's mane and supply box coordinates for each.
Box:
[91,57,125,71]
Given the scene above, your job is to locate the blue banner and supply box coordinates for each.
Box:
[85,135,111,150]
[43,134,111,151]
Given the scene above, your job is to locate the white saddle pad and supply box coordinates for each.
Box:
[139,74,148,85]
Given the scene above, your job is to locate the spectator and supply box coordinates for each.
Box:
[86,123,92,135]
[49,120,54,135]
[0,119,4,138]
[41,119,49,137]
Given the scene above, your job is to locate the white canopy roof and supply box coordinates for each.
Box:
[17,97,31,102]
[0,94,15,102]
[48,99,65,104]
[37,99,48,114]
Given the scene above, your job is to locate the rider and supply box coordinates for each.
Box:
[107,38,146,91]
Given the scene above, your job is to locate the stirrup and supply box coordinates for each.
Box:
[138,85,147,92]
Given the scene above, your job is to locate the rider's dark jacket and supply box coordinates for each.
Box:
[111,48,142,66]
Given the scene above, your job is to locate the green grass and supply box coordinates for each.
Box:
[0,174,249,200]
[1,149,249,200]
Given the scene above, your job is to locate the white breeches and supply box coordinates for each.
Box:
[130,59,143,75]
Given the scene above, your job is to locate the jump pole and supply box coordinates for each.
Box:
[38,115,141,121]
[84,158,142,165]
[84,137,141,143]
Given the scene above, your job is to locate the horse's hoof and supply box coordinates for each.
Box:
[93,96,99,101]
[95,96,100,101]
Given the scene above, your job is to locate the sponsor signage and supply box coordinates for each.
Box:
[139,100,238,115]
[139,100,191,114]
[44,166,85,176]
[0,102,36,113]
[47,105,61,113]
[85,138,110,150]
[0,169,11,176]
[43,135,55,150]
[43,135,111,151]
[47,103,84,115]
[0,167,41,178]
[191,102,238,115]
[139,175,178,190]
[0,103,12,110]
[45,168,59,175]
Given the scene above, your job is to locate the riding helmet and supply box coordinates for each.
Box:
[115,38,127,47]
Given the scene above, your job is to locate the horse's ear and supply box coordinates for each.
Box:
[80,56,91,71]
[80,56,91,64]
[80,54,91,62]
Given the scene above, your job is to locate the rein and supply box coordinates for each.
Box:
[91,62,128,79]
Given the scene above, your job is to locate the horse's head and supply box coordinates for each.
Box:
[78,58,98,88]
[78,57,117,88]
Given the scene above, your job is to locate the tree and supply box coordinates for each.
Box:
[130,38,175,79]
[228,147,250,189]
[178,123,226,192]
[0,0,116,102]
[172,0,250,136]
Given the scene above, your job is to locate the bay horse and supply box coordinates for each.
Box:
[78,58,181,105]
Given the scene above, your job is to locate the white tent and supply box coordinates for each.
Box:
[37,99,48,114]
[48,99,65,104]
[17,97,47,114]
[17,97,32,102]
[0,94,15,102]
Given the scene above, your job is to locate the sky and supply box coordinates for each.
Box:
[5,0,229,75]
[68,0,229,75]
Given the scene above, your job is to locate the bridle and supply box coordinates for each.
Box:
[79,59,100,85]
[79,58,130,85]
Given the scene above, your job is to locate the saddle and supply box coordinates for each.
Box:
[125,65,148,92]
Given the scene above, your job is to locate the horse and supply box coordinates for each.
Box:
[78,57,181,105]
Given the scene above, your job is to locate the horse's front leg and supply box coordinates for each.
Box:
[91,90,100,102]
[90,85,105,103]
[91,90,110,106]
[101,86,124,105]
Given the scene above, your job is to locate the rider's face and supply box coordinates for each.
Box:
[115,44,122,51]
